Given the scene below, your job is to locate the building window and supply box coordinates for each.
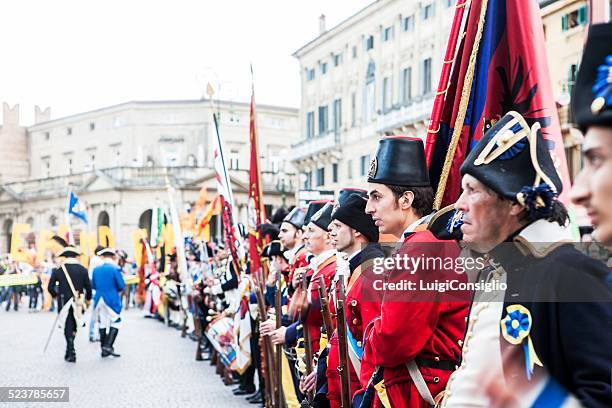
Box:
[402,67,412,103]
[229,149,240,170]
[332,163,338,183]
[66,127,72,136]
[562,6,587,31]
[89,122,95,131]
[351,92,357,127]
[422,3,435,20]
[333,98,342,135]
[403,15,415,31]
[68,158,73,175]
[364,35,374,51]
[382,76,392,112]
[333,53,343,66]
[364,60,376,123]
[316,167,325,187]
[352,45,358,59]
[187,154,197,167]
[318,105,329,135]
[306,111,315,139]
[445,0,453,8]
[306,68,315,81]
[44,131,50,141]
[320,62,328,75]
[42,157,50,178]
[360,155,370,177]
[303,171,312,189]
[347,160,353,179]
[383,26,394,42]
[421,58,432,95]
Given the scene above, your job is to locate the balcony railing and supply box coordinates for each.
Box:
[288,131,341,162]
[375,95,434,134]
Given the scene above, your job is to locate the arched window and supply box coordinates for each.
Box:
[364,60,376,123]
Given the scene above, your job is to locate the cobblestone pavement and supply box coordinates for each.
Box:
[0,305,252,408]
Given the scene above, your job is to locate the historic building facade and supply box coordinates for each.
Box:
[291,0,456,190]
[0,100,299,254]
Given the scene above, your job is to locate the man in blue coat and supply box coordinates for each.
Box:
[92,248,126,358]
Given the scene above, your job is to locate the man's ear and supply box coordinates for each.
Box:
[509,201,525,217]
[399,191,414,210]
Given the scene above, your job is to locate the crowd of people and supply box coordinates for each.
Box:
[2,22,611,408]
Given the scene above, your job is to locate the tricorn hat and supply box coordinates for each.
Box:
[260,240,287,260]
[368,136,430,187]
[283,207,307,229]
[460,111,563,219]
[572,23,612,132]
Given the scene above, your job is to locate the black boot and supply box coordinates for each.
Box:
[99,328,108,357]
[65,336,76,363]
[102,327,121,357]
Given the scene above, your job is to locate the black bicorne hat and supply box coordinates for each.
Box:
[304,200,330,226]
[368,136,430,187]
[310,202,334,232]
[572,23,612,132]
[260,240,287,260]
[96,247,117,257]
[283,207,307,229]
[427,204,464,241]
[460,111,563,219]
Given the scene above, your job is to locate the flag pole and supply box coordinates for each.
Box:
[65,188,74,245]
[425,0,471,166]
[433,0,489,210]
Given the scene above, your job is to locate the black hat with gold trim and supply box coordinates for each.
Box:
[428,204,464,241]
[572,23,612,132]
[460,111,563,220]
[367,136,429,187]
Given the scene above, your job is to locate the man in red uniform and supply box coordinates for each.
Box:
[326,193,384,408]
[361,136,469,407]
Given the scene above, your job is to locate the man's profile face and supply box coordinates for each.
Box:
[329,219,353,253]
[279,221,298,249]
[366,183,402,236]
[571,126,612,245]
[304,222,329,255]
[455,174,515,252]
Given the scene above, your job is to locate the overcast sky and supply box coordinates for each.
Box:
[1,0,374,125]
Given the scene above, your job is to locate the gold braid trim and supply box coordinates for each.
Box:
[433,0,489,210]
